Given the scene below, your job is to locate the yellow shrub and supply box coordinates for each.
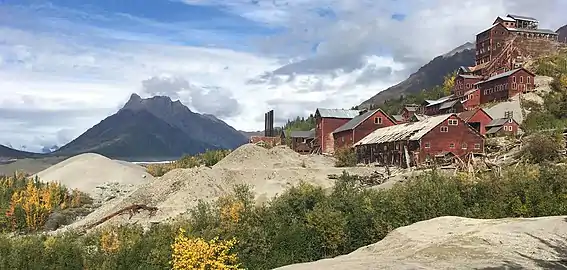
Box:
[171,229,241,270]
[560,74,567,89]
[100,228,121,254]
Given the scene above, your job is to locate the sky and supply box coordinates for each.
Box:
[0,0,566,152]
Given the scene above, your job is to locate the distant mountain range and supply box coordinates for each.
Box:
[359,42,475,108]
[1,94,248,161]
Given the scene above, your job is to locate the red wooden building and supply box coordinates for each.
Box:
[475,68,535,104]
[457,108,493,135]
[314,108,360,154]
[485,117,520,137]
[333,109,397,150]
[423,96,465,116]
[476,14,558,66]
[452,74,483,97]
[461,88,481,110]
[354,113,484,167]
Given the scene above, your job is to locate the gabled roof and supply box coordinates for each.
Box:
[411,114,429,122]
[315,108,360,119]
[474,68,535,85]
[486,126,504,134]
[392,114,404,122]
[425,95,454,107]
[332,109,396,134]
[457,108,492,122]
[507,14,538,22]
[439,100,459,110]
[458,66,473,73]
[486,118,516,128]
[354,114,455,146]
[290,130,315,138]
[507,27,557,35]
[494,16,516,23]
[458,74,483,79]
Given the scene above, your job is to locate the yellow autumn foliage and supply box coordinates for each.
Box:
[219,197,244,224]
[100,228,121,254]
[1,174,84,232]
[171,228,241,270]
[560,74,567,89]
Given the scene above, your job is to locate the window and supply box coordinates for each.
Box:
[424,142,430,148]
[466,83,471,89]
[513,76,516,83]
[341,137,345,142]
[512,83,517,90]
[520,76,524,83]
[474,143,481,149]
[395,144,399,150]
[440,126,449,132]
[383,145,387,150]
[449,143,455,149]
[508,118,513,123]
[527,76,531,84]
[448,119,458,126]
[374,117,382,124]
[462,143,468,149]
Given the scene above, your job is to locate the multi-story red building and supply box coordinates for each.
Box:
[422,96,465,116]
[452,74,483,97]
[333,109,397,150]
[475,14,558,67]
[485,117,520,137]
[457,108,493,135]
[475,67,535,104]
[354,113,484,167]
[314,108,360,154]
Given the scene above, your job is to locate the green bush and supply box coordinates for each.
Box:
[334,147,357,167]
[522,133,564,163]
[4,165,567,269]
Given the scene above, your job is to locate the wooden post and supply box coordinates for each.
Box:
[404,145,411,170]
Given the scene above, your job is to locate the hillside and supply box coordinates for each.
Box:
[0,144,42,160]
[53,94,248,160]
[359,42,475,108]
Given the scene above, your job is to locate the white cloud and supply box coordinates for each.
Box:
[1,0,566,152]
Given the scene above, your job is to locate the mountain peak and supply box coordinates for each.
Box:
[121,93,180,113]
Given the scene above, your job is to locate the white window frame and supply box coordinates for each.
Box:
[440,126,449,132]
[374,117,382,124]
[424,142,430,148]
[520,76,524,83]
[449,143,455,149]
[462,143,468,149]
[527,76,531,84]
[448,119,458,126]
[474,143,481,149]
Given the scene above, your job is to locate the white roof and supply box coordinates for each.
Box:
[496,16,515,22]
[354,114,453,146]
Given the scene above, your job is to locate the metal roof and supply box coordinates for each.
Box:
[290,130,315,138]
[392,114,404,122]
[486,118,513,127]
[507,27,558,35]
[404,105,419,112]
[316,108,360,119]
[411,114,429,122]
[507,14,538,22]
[459,74,482,79]
[354,114,453,146]
[474,68,522,85]
[496,16,516,22]
[439,100,458,110]
[463,88,478,96]
[425,95,454,107]
[333,109,378,133]
[459,66,472,73]
[486,126,503,134]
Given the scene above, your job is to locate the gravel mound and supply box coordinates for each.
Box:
[35,153,153,203]
[276,215,567,270]
[61,144,378,231]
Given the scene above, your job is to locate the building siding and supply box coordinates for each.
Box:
[466,110,493,135]
[479,69,535,103]
[419,115,484,163]
[333,110,397,150]
[453,76,482,97]
[317,117,351,154]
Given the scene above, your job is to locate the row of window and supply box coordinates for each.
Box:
[424,142,482,150]
[512,76,530,84]
[503,125,514,131]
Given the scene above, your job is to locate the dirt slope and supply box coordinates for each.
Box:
[276,215,567,270]
[35,153,153,202]
[62,144,381,231]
